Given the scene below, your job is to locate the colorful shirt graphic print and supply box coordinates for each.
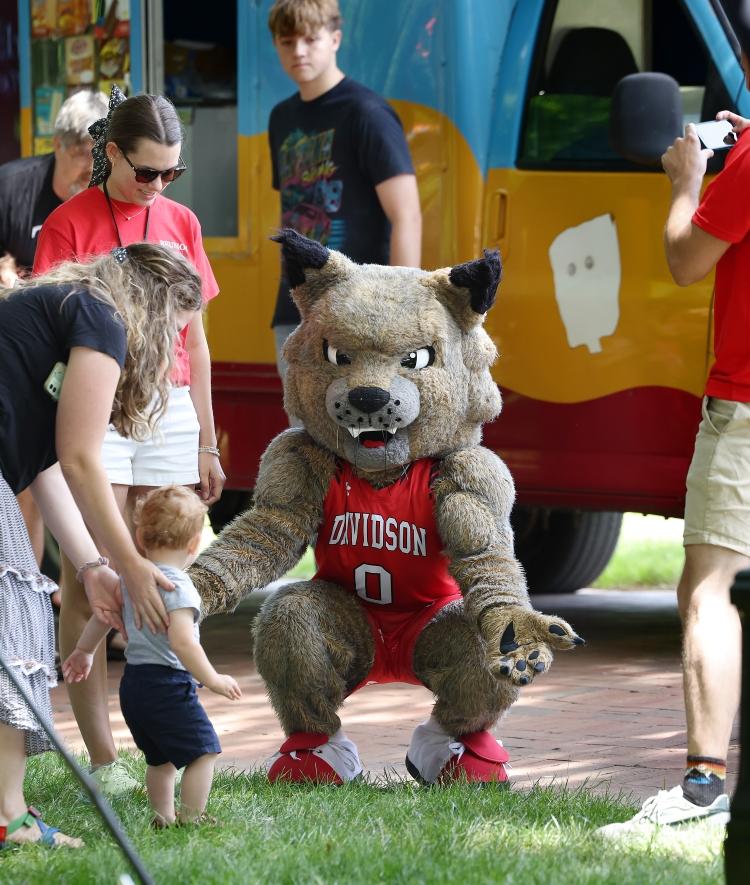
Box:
[278,127,343,249]
[268,77,414,326]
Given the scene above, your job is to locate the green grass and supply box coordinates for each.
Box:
[594,516,684,589]
[285,546,316,580]
[4,753,725,884]
[593,538,684,589]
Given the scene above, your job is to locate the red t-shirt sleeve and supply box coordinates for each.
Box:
[33,214,76,275]
[693,133,750,244]
[190,213,219,303]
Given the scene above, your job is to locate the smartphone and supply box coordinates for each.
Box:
[43,361,67,402]
[693,119,736,150]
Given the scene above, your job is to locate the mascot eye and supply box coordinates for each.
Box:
[401,346,435,370]
[323,339,352,366]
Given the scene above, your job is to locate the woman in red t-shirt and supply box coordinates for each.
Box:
[34,88,225,795]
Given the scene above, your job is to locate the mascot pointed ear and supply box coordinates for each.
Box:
[429,249,502,331]
[271,228,330,288]
[448,250,502,314]
[271,229,352,316]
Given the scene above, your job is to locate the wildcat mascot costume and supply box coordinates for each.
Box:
[191,230,583,785]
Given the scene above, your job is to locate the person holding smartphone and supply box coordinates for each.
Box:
[598,57,750,838]
[33,87,224,797]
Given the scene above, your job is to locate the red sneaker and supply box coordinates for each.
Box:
[439,730,510,784]
[268,733,343,784]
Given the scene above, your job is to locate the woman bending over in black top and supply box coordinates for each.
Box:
[0,243,202,848]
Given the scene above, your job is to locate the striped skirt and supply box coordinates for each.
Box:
[0,471,57,755]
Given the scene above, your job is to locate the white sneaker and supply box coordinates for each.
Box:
[90,759,141,797]
[596,786,730,839]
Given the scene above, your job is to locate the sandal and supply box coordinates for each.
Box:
[0,806,82,849]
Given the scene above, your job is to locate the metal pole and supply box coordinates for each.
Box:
[726,569,750,881]
[0,650,154,885]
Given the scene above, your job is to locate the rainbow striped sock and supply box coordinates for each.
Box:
[682,755,727,807]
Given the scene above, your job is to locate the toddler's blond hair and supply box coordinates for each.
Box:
[133,485,207,551]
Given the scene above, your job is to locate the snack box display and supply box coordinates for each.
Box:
[31,0,57,38]
[34,85,66,135]
[59,0,91,37]
[65,34,96,85]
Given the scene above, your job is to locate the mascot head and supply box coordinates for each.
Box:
[275,229,503,474]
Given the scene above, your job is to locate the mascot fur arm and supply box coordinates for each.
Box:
[434,446,583,682]
[190,429,337,617]
[433,446,529,621]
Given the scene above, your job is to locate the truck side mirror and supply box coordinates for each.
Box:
[610,73,683,166]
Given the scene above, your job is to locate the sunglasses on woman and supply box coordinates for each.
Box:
[121,149,187,184]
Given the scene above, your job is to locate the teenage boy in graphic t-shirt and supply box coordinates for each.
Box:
[266,0,422,395]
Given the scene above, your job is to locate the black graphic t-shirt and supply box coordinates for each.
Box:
[0,154,62,271]
[268,77,415,326]
[0,284,127,493]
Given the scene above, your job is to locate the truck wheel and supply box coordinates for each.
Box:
[511,507,622,594]
[208,490,253,534]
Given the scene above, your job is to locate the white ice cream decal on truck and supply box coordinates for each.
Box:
[548,213,621,354]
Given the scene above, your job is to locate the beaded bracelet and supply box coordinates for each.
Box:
[75,555,109,583]
[198,445,220,457]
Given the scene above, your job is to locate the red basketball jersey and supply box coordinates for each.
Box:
[314,458,460,620]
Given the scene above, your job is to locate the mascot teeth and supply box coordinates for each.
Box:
[347,427,398,438]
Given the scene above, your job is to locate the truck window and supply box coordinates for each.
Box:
[519,0,734,170]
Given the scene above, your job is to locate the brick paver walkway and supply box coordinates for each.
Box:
[50,588,740,802]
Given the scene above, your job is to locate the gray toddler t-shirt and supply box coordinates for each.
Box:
[122,564,201,670]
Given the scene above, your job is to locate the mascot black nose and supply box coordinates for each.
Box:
[348,386,391,414]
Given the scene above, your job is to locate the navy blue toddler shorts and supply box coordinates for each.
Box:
[119,664,221,769]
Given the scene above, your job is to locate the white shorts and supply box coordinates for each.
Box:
[101,386,200,487]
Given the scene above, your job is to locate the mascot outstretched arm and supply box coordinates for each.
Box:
[190,230,583,785]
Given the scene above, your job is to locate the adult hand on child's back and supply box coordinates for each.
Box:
[121,556,175,634]
[82,565,125,633]
[208,674,242,700]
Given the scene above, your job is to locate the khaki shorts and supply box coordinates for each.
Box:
[684,396,750,555]
[101,386,200,487]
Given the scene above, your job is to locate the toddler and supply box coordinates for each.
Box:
[63,485,241,826]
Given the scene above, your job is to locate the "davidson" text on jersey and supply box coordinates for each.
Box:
[328,512,427,557]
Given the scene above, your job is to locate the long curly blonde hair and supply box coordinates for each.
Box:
[19,243,203,440]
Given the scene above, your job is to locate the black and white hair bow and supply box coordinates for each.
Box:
[88,84,127,188]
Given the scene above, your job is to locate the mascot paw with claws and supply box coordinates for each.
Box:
[190,229,583,785]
